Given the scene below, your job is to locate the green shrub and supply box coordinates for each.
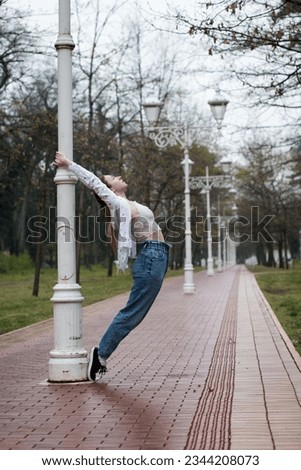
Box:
[0,252,33,274]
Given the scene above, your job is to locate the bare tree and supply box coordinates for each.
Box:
[0,71,57,293]
[0,0,40,98]
[164,1,301,105]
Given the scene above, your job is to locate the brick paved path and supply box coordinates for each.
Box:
[0,266,300,450]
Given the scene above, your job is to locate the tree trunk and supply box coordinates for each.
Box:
[32,240,42,297]
[256,242,266,265]
[17,182,31,254]
[32,188,46,296]
[283,230,289,269]
[267,243,276,267]
[107,247,114,277]
[278,239,284,268]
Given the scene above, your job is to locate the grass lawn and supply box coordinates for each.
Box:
[248,262,301,356]
[0,259,185,335]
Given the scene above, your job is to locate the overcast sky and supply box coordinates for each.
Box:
[8,0,298,161]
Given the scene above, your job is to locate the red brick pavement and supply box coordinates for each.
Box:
[0,266,301,450]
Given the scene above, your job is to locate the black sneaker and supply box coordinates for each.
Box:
[88,347,100,381]
[88,347,107,381]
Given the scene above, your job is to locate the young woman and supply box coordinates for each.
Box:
[54,152,170,381]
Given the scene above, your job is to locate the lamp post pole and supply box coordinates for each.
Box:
[225,222,229,267]
[220,220,227,270]
[217,196,222,272]
[49,0,88,382]
[182,125,195,294]
[205,166,214,276]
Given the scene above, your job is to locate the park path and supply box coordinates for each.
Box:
[0,265,300,450]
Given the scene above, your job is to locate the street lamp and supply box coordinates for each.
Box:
[181,148,195,294]
[143,89,229,284]
[143,96,162,126]
[188,89,229,276]
[143,100,195,294]
[49,0,88,382]
[219,158,232,174]
[189,165,233,276]
[208,90,229,131]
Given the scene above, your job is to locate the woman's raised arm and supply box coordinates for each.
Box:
[54,151,121,211]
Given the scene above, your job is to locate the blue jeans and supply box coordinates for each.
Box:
[98,240,170,360]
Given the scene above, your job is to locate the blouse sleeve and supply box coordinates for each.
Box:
[68,161,121,211]
[68,161,135,271]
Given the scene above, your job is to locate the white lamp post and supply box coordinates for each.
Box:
[190,166,234,275]
[220,220,226,270]
[217,196,222,272]
[188,90,229,276]
[189,166,232,276]
[190,166,224,276]
[143,89,229,284]
[143,102,195,294]
[220,201,239,270]
[217,162,236,272]
[49,0,88,382]
[205,166,214,276]
[181,140,195,294]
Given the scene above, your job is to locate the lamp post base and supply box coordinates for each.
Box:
[183,264,195,294]
[49,283,88,383]
[207,258,214,276]
[48,352,88,383]
[183,284,195,294]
